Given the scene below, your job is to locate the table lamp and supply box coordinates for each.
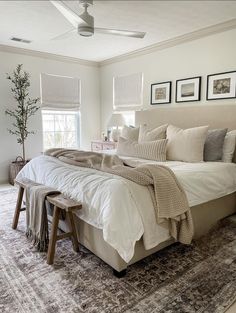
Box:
[107,113,125,142]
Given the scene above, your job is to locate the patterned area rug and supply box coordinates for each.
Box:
[1,188,236,313]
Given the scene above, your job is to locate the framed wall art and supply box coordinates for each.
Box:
[207,71,236,100]
[151,81,171,105]
[176,76,201,103]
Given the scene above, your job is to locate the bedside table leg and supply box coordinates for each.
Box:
[12,186,24,229]
[47,205,60,265]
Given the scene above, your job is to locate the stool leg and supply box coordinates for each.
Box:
[47,206,60,265]
[12,186,24,229]
[68,211,79,252]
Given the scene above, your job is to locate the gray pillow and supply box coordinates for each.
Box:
[204,128,228,161]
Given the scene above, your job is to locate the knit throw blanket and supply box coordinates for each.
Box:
[45,148,194,244]
[25,182,60,252]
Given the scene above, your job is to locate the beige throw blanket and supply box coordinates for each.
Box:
[45,148,194,244]
[25,182,60,252]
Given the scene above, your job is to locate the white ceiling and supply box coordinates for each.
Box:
[0,1,236,62]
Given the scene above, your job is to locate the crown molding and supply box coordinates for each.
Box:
[99,18,236,67]
[0,18,236,68]
[0,44,98,67]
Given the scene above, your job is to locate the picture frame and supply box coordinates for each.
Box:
[151,81,171,105]
[176,76,201,103]
[207,71,236,100]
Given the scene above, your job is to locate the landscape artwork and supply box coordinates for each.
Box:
[181,83,195,97]
[176,77,201,103]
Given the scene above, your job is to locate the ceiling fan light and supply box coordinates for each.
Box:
[79,0,93,7]
[78,26,94,37]
[78,10,94,37]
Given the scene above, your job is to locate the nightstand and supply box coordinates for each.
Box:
[91,140,117,152]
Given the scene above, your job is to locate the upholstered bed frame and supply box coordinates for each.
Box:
[59,104,236,275]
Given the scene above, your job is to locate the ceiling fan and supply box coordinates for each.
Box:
[50,0,146,39]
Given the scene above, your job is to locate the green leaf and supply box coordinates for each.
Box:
[5,64,40,150]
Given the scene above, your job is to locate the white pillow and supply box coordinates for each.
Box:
[222,130,236,163]
[138,124,168,142]
[117,137,167,161]
[167,125,209,162]
[121,125,139,141]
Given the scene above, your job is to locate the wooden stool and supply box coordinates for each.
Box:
[46,194,82,265]
[12,177,34,229]
[12,178,82,265]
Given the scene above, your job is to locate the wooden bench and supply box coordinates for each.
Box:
[12,178,82,265]
[46,194,82,265]
[12,177,32,230]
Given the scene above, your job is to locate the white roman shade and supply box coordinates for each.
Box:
[113,73,143,111]
[40,73,81,110]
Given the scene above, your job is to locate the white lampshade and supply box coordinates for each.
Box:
[107,113,125,128]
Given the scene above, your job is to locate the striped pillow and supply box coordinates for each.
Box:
[117,137,167,161]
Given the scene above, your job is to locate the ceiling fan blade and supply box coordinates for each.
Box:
[50,1,86,28]
[52,29,77,40]
[95,28,146,39]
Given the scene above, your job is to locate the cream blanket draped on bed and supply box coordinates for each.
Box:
[45,148,194,244]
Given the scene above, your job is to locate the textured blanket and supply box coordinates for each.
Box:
[25,182,60,252]
[45,148,194,244]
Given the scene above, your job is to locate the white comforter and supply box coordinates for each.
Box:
[17,155,236,263]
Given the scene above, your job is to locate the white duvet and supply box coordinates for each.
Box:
[17,155,236,263]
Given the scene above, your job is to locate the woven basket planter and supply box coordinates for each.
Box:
[9,157,26,185]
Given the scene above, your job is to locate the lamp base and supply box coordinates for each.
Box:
[111,128,121,142]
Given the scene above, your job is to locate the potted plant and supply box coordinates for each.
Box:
[5,64,40,184]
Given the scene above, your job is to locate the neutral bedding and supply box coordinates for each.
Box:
[17,154,236,263]
[44,148,194,246]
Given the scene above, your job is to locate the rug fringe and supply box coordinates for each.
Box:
[26,228,48,252]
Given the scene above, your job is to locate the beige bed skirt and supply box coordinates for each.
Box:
[54,192,236,272]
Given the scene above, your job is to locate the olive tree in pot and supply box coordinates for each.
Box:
[6,64,40,184]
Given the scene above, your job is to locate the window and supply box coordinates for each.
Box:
[122,111,135,126]
[40,73,81,110]
[113,73,143,111]
[42,110,80,150]
[40,73,81,151]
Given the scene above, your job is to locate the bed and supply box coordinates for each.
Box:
[17,104,236,274]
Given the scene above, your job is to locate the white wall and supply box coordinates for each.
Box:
[100,28,236,132]
[0,51,100,183]
[1,28,236,183]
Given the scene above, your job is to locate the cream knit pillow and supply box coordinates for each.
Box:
[167,125,208,162]
[121,125,139,141]
[117,137,167,161]
[138,124,168,142]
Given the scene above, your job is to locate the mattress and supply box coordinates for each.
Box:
[17,155,236,263]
